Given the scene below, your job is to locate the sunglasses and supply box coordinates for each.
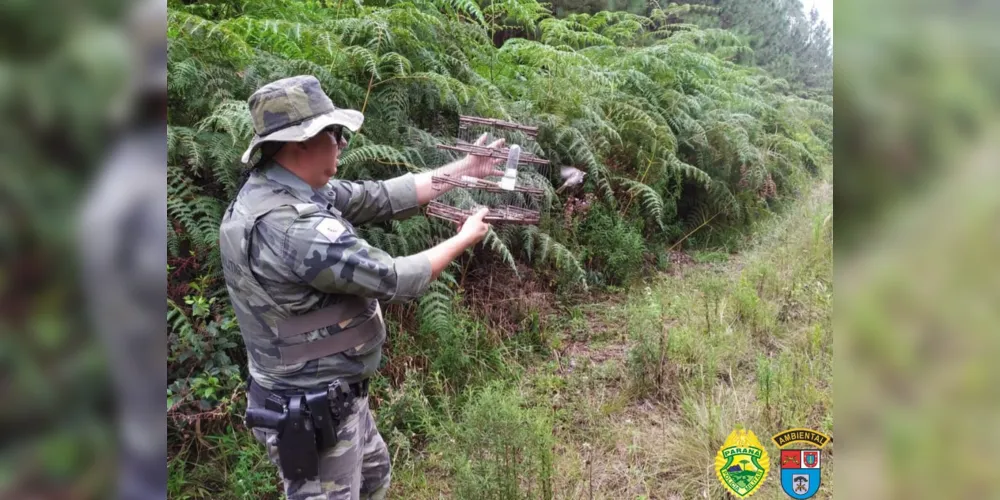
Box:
[324,125,347,145]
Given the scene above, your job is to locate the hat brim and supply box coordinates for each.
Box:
[240,108,364,164]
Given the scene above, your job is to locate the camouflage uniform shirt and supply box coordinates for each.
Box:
[233,159,431,390]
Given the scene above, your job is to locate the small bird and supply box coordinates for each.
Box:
[556,166,586,193]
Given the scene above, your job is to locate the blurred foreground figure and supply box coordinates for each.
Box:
[77,0,167,498]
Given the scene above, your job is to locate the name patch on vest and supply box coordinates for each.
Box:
[316,218,346,243]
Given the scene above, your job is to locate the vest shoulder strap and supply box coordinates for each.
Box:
[291,203,320,217]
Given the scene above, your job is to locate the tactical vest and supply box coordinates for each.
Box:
[219,175,384,378]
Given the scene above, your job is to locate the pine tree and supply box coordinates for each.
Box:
[672,0,832,93]
[801,7,832,92]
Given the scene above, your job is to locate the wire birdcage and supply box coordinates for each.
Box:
[427,115,552,225]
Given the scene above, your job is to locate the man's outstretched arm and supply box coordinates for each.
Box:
[327,134,504,225]
[286,208,492,303]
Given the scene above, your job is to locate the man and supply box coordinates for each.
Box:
[77,0,167,498]
[219,75,504,499]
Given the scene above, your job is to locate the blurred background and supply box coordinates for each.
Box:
[0,0,165,498]
[835,0,1000,498]
[0,0,997,497]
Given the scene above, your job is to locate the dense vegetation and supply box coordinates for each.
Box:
[547,0,833,94]
[166,0,832,497]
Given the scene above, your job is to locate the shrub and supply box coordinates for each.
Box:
[579,205,647,286]
[443,382,555,500]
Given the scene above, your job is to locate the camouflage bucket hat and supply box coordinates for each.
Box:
[240,75,364,164]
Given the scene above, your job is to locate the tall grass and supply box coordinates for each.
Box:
[526,177,833,499]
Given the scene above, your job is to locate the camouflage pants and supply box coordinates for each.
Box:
[249,390,391,499]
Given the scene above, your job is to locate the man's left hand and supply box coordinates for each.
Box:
[462,133,506,178]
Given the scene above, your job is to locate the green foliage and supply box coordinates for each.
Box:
[168,428,280,499]
[607,183,831,496]
[167,165,224,267]
[579,205,647,286]
[732,274,776,339]
[443,382,555,499]
[417,272,458,335]
[684,0,832,93]
[517,226,588,291]
[375,372,440,456]
[426,296,508,392]
[626,286,674,399]
[167,287,243,414]
[692,249,730,264]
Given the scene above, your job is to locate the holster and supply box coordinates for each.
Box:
[245,382,343,482]
[278,394,321,481]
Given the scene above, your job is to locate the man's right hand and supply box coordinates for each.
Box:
[417,207,491,281]
[459,207,490,245]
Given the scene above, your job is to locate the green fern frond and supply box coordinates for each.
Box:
[706,179,740,220]
[616,176,665,229]
[329,16,393,50]
[550,126,615,204]
[668,156,710,188]
[166,0,831,319]
[484,228,518,275]
[378,51,412,79]
[168,166,223,256]
[418,281,454,336]
[338,144,413,176]
[540,18,616,49]
[519,225,536,262]
[197,99,254,142]
[168,221,181,258]
[344,45,380,79]
[168,10,254,65]
[528,228,587,290]
[167,298,195,342]
[437,0,485,25]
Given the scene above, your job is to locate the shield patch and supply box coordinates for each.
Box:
[780,449,821,499]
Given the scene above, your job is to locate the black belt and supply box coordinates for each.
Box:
[247,377,369,405]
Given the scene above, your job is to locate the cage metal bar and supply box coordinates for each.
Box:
[436,144,550,165]
[458,115,539,136]
[430,174,545,195]
[425,201,541,225]
[430,115,547,226]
